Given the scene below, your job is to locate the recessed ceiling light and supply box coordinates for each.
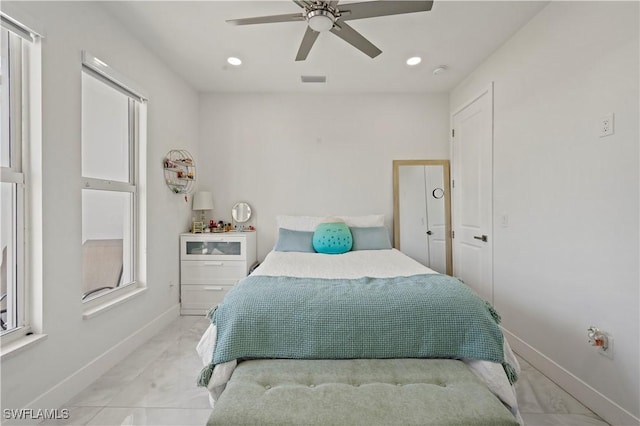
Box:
[227,57,242,66]
[406,56,422,66]
[432,65,448,75]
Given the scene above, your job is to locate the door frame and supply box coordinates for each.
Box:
[392,159,452,275]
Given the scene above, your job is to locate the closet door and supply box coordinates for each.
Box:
[425,166,447,274]
[398,165,429,266]
[393,159,452,275]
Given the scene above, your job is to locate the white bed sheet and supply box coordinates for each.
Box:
[251,248,437,279]
[196,249,522,424]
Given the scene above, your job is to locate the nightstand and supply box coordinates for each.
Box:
[179,231,257,315]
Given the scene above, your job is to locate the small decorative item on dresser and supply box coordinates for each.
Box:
[192,221,204,233]
[231,202,252,232]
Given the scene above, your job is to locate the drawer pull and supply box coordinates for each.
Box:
[203,286,224,291]
[203,262,224,266]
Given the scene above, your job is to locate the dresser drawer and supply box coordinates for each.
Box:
[181,236,247,261]
[181,260,245,284]
[181,284,232,315]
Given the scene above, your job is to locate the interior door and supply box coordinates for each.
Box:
[398,165,429,266]
[425,165,446,274]
[452,84,493,302]
[395,161,451,275]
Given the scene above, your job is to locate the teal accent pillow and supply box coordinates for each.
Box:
[350,226,392,250]
[313,222,353,254]
[274,228,315,253]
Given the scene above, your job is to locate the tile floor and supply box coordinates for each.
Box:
[39,315,608,426]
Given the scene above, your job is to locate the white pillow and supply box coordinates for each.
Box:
[276,216,325,232]
[276,214,384,232]
[340,215,385,228]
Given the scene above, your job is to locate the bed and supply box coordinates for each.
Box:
[196,216,522,425]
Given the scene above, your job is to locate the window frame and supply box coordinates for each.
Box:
[80,52,147,314]
[0,24,30,343]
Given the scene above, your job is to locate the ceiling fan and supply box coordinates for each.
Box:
[226,1,434,61]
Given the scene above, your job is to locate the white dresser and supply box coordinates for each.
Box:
[179,231,257,315]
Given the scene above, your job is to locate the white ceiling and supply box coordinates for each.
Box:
[102,1,549,93]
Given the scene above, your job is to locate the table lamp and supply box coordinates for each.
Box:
[192,191,214,232]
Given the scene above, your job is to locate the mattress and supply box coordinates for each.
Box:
[250,248,435,279]
[196,249,522,424]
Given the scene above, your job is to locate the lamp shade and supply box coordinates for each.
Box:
[192,191,214,211]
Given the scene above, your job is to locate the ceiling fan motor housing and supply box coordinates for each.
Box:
[306,8,337,32]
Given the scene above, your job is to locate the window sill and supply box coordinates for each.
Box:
[0,332,48,361]
[83,287,147,320]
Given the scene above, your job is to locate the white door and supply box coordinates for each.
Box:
[398,165,429,266]
[425,166,447,274]
[451,84,493,302]
[398,165,447,274]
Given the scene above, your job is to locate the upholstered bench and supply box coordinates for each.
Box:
[207,358,518,425]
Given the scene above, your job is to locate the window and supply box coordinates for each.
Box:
[81,53,147,304]
[0,15,39,337]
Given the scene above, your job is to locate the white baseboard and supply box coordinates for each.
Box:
[503,328,639,426]
[26,304,180,412]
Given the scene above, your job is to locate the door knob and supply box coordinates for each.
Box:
[426,230,433,235]
[473,235,488,242]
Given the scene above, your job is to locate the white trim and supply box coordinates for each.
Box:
[82,285,145,319]
[0,12,42,42]
[0,332,46,361]
[23,305,180,411]
[450,82,494,118]
[0,4,44,40]
[0,168,24,184]
[81,177,136,193]
[503,328,640,426]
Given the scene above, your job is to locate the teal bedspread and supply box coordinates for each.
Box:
[198,274,517,386]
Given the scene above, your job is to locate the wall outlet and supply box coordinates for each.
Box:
[599,334,614,359]
[599,113,615,137]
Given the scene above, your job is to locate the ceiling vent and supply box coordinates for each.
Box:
[301,75,327,83]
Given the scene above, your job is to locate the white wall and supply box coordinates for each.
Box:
[0,1,200,411]
[198,93,450,259]
[450,2,639,423]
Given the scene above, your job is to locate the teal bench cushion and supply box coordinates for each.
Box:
[207,358,518,426]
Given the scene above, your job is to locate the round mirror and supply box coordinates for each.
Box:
[231,202,252,223]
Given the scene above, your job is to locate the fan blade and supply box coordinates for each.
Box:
[296,27,320,61]
[226,13,305,26]
[339,1,433,21]
[330,21,382,58]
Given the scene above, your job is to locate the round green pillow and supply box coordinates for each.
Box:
[313,222,353,254]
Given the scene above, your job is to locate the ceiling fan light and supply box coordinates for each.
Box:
[307,11,334,32]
